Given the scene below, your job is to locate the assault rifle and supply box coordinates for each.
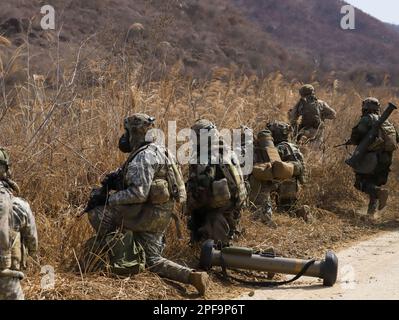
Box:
[334,141,351,148]
[80,169,124,216]
[345,102,397,169]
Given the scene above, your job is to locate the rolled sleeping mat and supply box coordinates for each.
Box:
[199,240,338,287]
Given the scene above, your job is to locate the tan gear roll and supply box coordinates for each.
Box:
[266,147,282,162]
[252,162,273,182]
[272,161,294,180]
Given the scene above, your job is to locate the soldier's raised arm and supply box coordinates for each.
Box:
[320,101,337,121]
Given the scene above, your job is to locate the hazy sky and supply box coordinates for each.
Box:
[346,0,399,25]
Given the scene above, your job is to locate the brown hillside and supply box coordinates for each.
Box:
[232,0,399,84]
[1,0,399,84]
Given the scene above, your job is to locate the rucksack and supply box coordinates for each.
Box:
[379,120,398,152]
[368,114,398,152]
[81,231,146,276]
[0,188,12,270]
[300,97,322,129]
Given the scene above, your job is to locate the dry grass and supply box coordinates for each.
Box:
[1,44,399,300]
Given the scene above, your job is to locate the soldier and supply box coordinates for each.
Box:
[87,114,209,295]
[249,129,277,226]
[348,98,399,216]
[0,148,38,300]
[289,84,336,146]
[266,121,306,213]
[186,119,247,245]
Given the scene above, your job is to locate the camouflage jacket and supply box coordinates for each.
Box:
[108,143,172,206]
[0,181,38,271]
[106,143,183,234]
[289,97,336,129]
[276,142,306,183]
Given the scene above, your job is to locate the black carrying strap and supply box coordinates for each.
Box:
[218,252,316,287]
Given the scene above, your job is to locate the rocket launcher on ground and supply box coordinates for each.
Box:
[199,240,338,286]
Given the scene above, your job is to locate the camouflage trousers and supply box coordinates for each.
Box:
[354,151,392,199]
[254,182,274,216]
[88,206,193,284]
[276,180,299,211]
[188,205,239,245]
[134,232,193,284]
[0,277,24,300]
[252,180,298,215]
[297,126,325,150]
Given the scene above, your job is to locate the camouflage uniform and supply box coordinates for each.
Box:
[289,84,336,146]
[250,129,276,222]
[251,122,305,223]
[349,98,399,214]
[274,141,305,211]
[88,114,193,285]
[187,120,247,245]
[0,148,38,300]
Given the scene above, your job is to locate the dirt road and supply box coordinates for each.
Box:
[239,231,399,300]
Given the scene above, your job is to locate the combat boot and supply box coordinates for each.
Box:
[377,188,389,211]
[261,205,277,228]
[189,271,209,296]
[367,198,378,215]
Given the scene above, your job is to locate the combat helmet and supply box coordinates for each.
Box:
[299,84,315,97]
[191,119,217,136]
[266,121,293,144]
[119,113,156,153]
[0,148,10,175]
[362,97,381,113]
[124,113,155,134]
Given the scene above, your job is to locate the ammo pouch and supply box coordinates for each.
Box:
[149,179,170,205]
[272,161,294,180]
[210,178,232,209]
[252,163,273,182]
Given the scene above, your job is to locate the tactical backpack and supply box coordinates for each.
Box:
[0,188,12,270]
[81,231,146,276]
[368,114,398,152]
[379,120,398,152]
[299,97,322,129]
